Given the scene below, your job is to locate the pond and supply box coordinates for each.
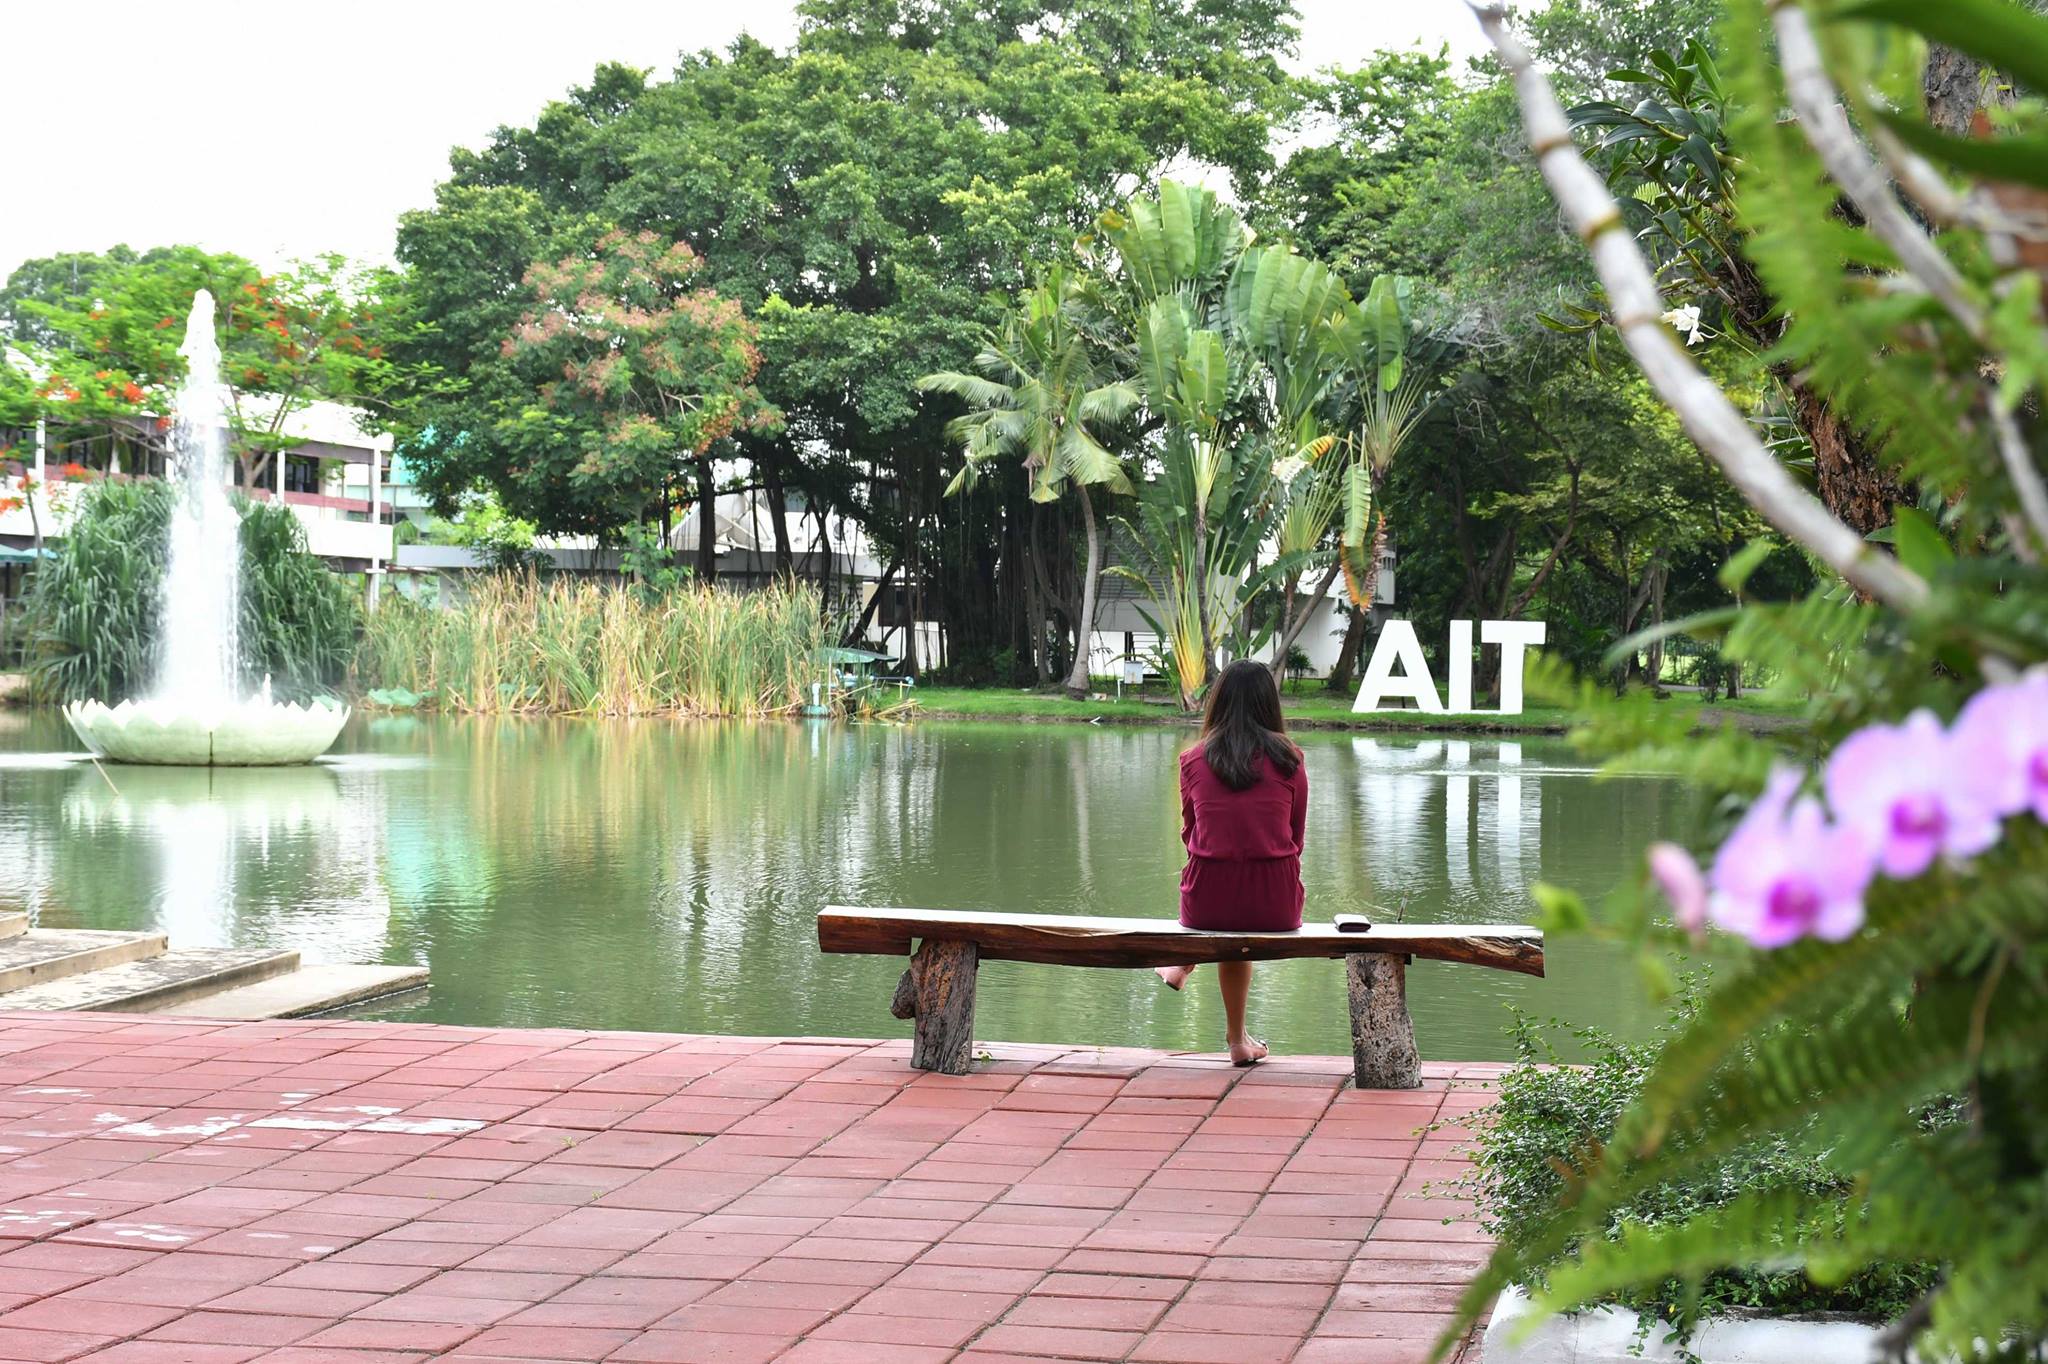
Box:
[0,709,1698,1061]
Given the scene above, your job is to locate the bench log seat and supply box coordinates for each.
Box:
[817,907,1544,1089]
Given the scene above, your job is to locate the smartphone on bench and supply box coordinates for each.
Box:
[1332,914,1374,932]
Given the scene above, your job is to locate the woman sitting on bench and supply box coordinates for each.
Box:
[1155,658,1307,1065]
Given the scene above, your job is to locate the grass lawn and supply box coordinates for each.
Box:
[907,683,1807,734]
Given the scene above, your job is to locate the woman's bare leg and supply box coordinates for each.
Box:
[1215,961,1268,1064]
[1155,964,1194,990]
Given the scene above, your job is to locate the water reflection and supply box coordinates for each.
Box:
[0,712,1698,1060]
[49,762,397,964]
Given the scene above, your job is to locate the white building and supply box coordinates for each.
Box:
[1,398,396,572]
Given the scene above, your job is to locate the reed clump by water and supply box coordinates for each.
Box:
[355,574,835,717]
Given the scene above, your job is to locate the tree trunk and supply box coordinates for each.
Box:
[762,448,794,578]
[1192,505,1213,686]
[1645,562,1667,691]
[1274,558,1343,684]
[842,554,900,648]
[1327,607,1368,693]
[818,509,836,612]
[1063,483,1103,699]
[1921,25,2032,136]
[904,512,922,676]
[1346,953,1421,1090]
[905,939,979,1076]
[696,456,717,581]
[1789,379,1904,534]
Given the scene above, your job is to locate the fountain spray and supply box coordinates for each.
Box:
[62,292,350,765]
[158,289,242,707]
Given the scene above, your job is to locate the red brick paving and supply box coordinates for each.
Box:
[0,1013,1500,1362]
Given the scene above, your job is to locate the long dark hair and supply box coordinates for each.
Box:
[1200,659,1301,791]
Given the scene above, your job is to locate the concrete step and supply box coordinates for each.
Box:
[0,914,27,941]
[0,947,301,1013]
[154,964,429,1020]
[0,929,169,994]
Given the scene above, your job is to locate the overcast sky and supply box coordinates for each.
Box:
[0,1,1486,281]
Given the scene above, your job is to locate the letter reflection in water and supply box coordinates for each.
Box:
[1496,742,1524,879]
[1349,739,1540,916]
[1445,741,1472,898]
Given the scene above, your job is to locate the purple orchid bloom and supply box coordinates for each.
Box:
[1646,842,1709,943]
[1709,769,1874,948]
[1822,709,2002,879]
[1950,671,2048,824]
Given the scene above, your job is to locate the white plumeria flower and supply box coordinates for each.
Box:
[1661,304,1704,346]
[1271,456,1308,484]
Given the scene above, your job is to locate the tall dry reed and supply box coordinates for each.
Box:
[355,574,834,717]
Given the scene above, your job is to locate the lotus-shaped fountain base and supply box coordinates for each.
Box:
[64,697,350,766]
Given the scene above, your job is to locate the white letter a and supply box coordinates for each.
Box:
[1353,620,1443,713]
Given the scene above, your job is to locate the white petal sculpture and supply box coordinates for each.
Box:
[63,291,351,767]
[65,697,351,767]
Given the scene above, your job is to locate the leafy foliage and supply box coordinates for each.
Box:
[493,228,779,536]
[23,478,357,704]
[390,0,1299,670]
[1456,1009,1939,1338]
[2,247,414,486]
[1436,2,2048,1360]
[919,174,1432,705]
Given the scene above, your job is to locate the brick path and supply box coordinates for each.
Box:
[0,1013,1501,1363]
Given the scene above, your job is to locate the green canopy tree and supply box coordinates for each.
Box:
[392,0,1298,676]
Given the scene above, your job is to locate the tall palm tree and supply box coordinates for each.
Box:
[918,271,1136,699]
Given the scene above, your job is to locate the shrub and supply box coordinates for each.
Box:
[1455,1008,1938,1342]
[24,478,359,704]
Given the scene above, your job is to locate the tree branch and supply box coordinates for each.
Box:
[1467,1,1931,612]
[1770,2,1986,343]
[1508,457,1580,617]
[1991,403,2048,559]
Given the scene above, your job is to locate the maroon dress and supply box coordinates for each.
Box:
[1178,744,1307,932]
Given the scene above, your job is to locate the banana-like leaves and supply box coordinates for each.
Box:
[1101,181,1247,303]
[1341,462,1373,550]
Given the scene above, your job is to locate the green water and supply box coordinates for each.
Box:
[0,709,1697,1061]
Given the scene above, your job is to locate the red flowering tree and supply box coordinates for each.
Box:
[3,247,407,488]
[496,229,780,557]
[0,463,93,557]
[217,254,406,490]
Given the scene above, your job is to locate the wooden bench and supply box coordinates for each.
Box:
[816,907,1545,1089]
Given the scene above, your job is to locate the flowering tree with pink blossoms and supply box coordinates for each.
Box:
[1436,2,2048,1360]
[497,229,781,548]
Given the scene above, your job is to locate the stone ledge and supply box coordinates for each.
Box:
[1484,1285,1884,1364]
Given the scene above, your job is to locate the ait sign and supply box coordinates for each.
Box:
[1352,620,1548,715]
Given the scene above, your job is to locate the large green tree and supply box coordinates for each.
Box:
[1260,0,1794,697]
[392,0,1299,675]
[919,270,1134,697]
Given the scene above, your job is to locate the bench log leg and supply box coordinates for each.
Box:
[1346,952,1421,1090]
[907,939,979,1075]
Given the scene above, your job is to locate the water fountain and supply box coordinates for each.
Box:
[62,291,350,765]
